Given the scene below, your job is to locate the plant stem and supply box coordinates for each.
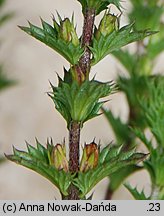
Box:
[79,8,96,76]
[105,188,114,200]
[69,122,81,173]
[68,8,95,200]
[68,121,80,200]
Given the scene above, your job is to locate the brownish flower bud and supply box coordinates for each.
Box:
[51,143,68,172]
[80,142,99,172]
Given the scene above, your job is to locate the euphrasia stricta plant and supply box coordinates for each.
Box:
[104,0,164,199]
[6,0,156,199]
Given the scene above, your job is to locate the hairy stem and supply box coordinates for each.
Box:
[79,8,96,76]
[68,122,80,200]
[69,122,81,173]
[68,8,95,200]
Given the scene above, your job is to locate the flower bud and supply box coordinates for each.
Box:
[51,143,68,172]
[96,12,119,40]
[60,18,79,46]
[80,142,99,172]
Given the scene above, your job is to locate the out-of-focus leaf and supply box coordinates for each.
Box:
[0,66,15,91]
[102,108,132,144]
[0,12,14,27]
[109,165,142,191]
[129,4,163,30]
[138,76,164,148]
[0,0,5,7]
[112,50,136,74]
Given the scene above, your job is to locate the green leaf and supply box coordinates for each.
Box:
[77,0,122,15]
[0,0,5,7]
[148,39,164,60]
[109,165,142,192]
[73,145,147,198]
[0,12,14,27]
[138,76,164,148]
[6,140,72,196]
[102,108,132,144]
[129,4,163,30]
[112,50,137,74]
[147,25,164,60]
[125,184,150,200]
[19,19,83,65]
[144,148,164,189]
[118,74,150,128]
[132,128,153,151]
[49,78,113,127]
[0,66,15,91]
[91,23,156,65]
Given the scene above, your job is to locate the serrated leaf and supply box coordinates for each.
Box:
[138,76,164,148]
[19,19,83,65]
[74,144,146,198]
[50,79,113,127]
[125,184,149,200]
[99,144,110,164]
[132,128,152,151]
[41,19,57,37]
[6,140,72,196]
[117,74,150,128]
[144,148,164,189]
[102,108,132,144]
[91,23,156,65]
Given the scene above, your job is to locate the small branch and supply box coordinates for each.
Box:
[79,8,96,76]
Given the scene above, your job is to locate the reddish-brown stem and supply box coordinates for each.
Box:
[69,122,81,173]
[105,188,114,200]
[79,8,96,76]
[68,122,80,200]
[68,8,95,200]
